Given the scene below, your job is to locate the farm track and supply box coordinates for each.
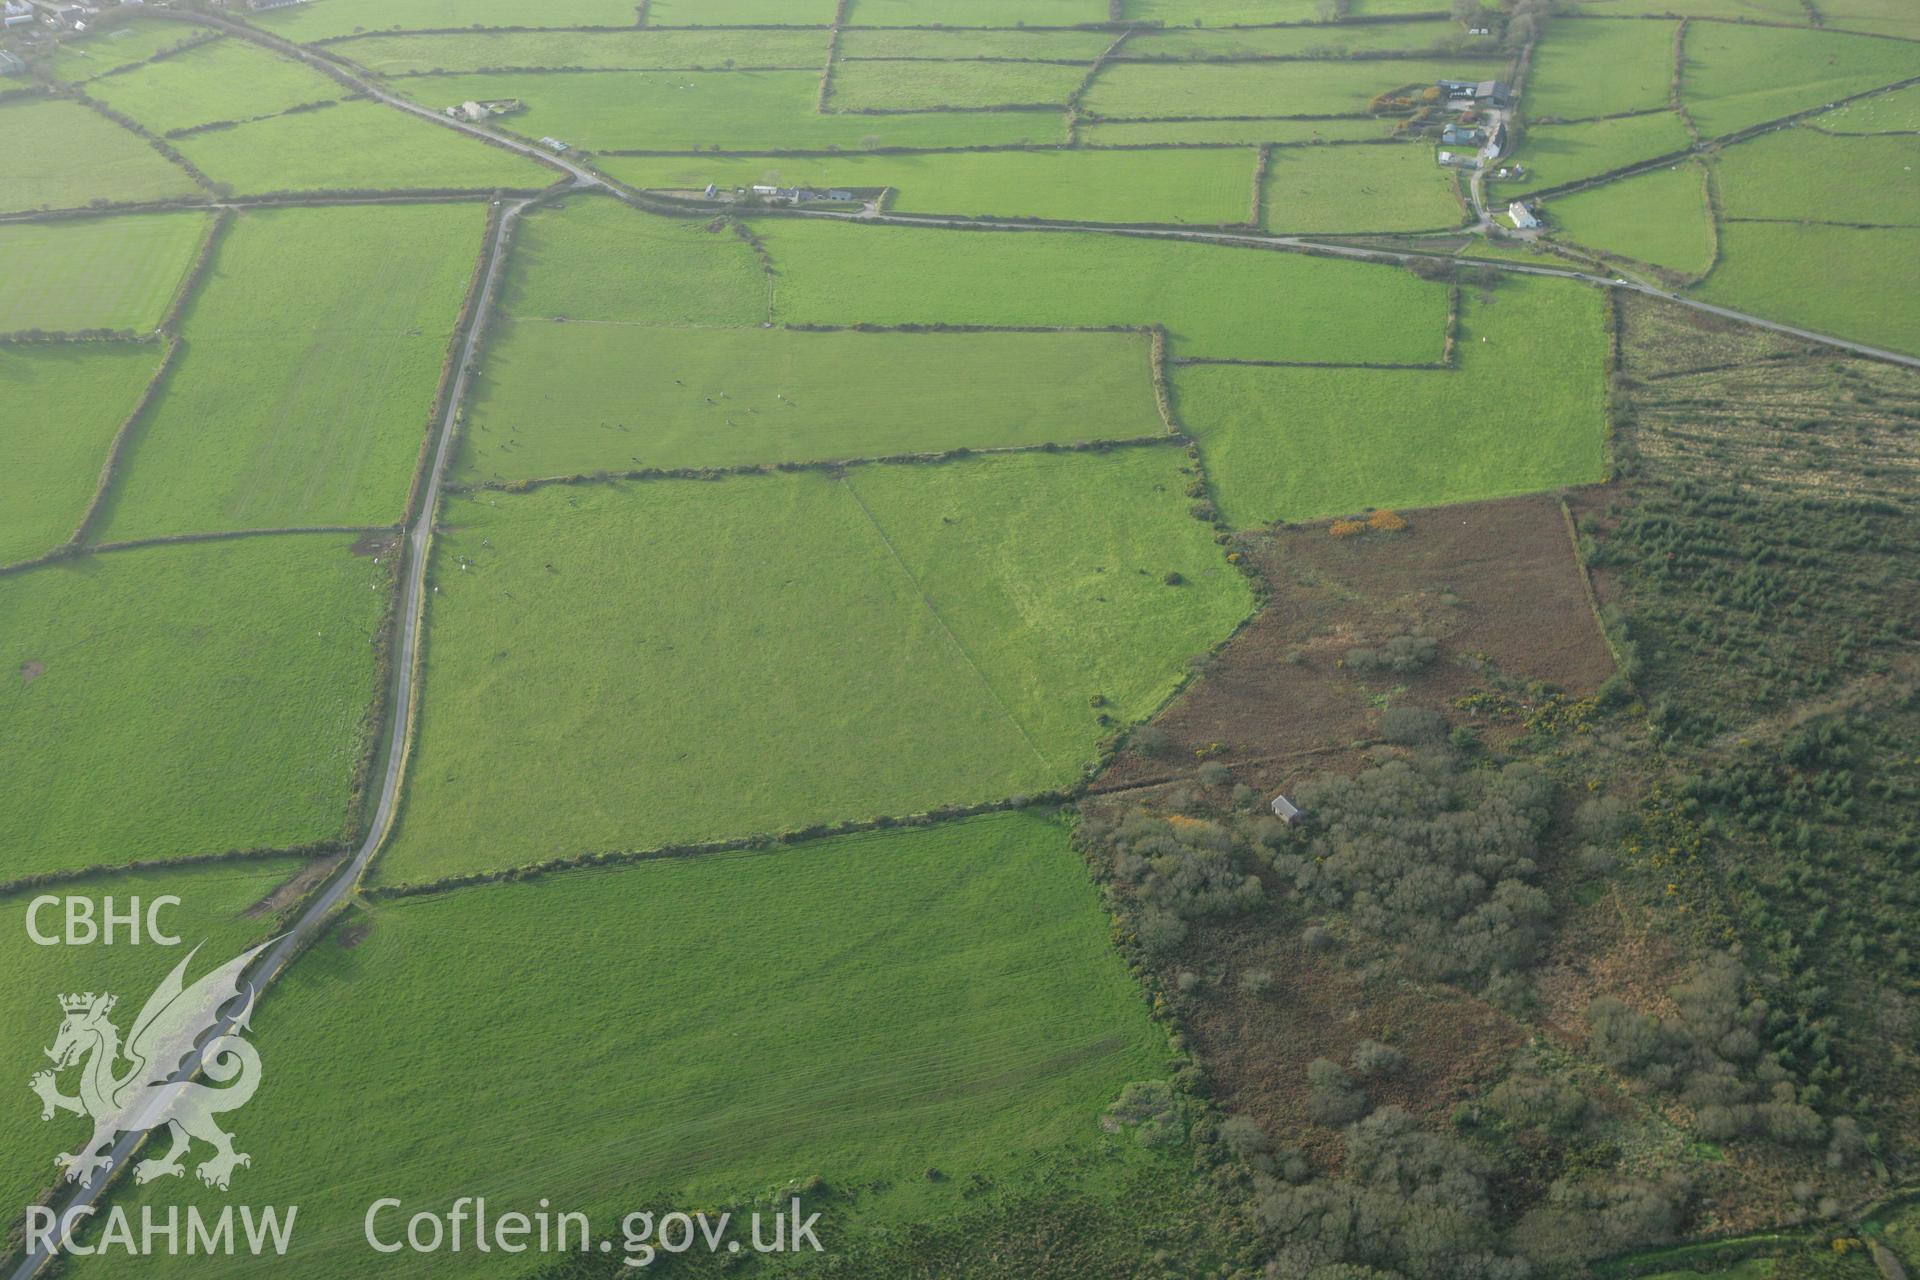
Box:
[6,195,533,1280]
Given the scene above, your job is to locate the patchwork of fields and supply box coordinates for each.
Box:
[0,97,201,213]
[94,203,487,540]
[3,0,1914,1274]
[70,816,1171,1279]
[1181,275,1611,524]
[380,451,1250,884]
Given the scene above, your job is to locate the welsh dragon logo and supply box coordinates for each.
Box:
[29,940,273,1192]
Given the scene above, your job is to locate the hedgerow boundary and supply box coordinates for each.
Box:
[0,523,395,580]
[367,444,1270,901]
[1148,324,1178,431]
[445,316,1176,486]
[382,61,823,77]
[1065,27,1133,143]
[722,216,779,321]
[53,21,219,84]
[57,208,231,554]
[156,204,232,329]
[816,0,849,112]
[162,95,349,140]
[594,135,1399,158]
[72,88,217,194]
[0,189,542,224]
[1671,19,1702,144]
[445,430,1188,499]
[1171,280,1458,370]
[1515,69,1920,204]
[59,26,220,84]
[0,205,225,344]
[1246,142,1270,227]
[1110,46,1506,67]
[0,839,349,899]
[57,338,181,552]
[1546,158,1723,290]
[363,796,1084,899]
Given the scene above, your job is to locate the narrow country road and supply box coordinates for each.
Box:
[10,17,1914,1274]
[788,210,1920,371]
[7,198,532,1280]
[179,9,1920,371]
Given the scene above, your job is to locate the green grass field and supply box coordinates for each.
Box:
[1261,142,1462,233]
[1812,81,1920,133]
[45,18,205,83]
[1352,0,1458,11]
[1714,127,1920,225]
[1119,0,1327,21]
[1526,18,1677,121]
[0,97,201,214]
[1181,274,1610,524]
[751,216,1450,362]
[848,0,1109,22]
[379,449,1249,881]
[0,534,392,880]
[1683,23,1918,139]
[607,146,1256,223]
[499,196,767,326]
[458,325,1164,481]
[78,814,1168,1278]
[333,27,829,74]
[0,212,209,333]
[0,344,161,566]
[252,0,643,40]
[1546,160,1715,275]
[1081,57,1495,119]
[841,27,1113,59]
[1692,221,1920,356]
[173,100,553,195]
[0,857,306,1225]
[404,70,1066,151]
[1085,119,1391,146]
[1574,0,1805,16]
[648,0,838,20]
[1818,0,1920,38]
[1121,18,1463,59]
[1499,110,1694,196]
[95,204,486,540]
[830,57,1088,110]
[85,38,340,136]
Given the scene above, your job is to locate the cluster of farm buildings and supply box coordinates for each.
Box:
[1424,75,1545,231]
[0,0,300,37]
